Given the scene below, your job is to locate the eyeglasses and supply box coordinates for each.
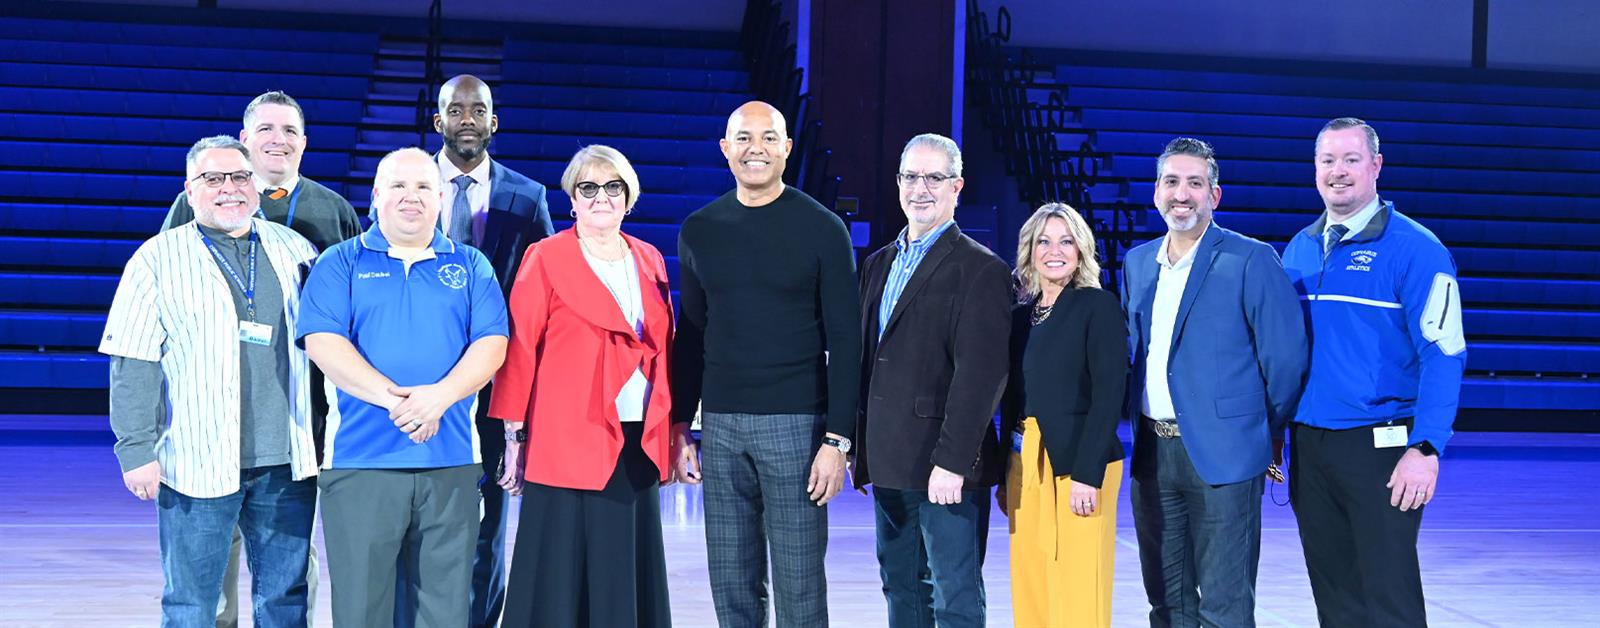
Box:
[191,170,254,188]
[575,180,627,199]
[897,172,957,189]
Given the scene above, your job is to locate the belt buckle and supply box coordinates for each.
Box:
[1151,420,1181,439]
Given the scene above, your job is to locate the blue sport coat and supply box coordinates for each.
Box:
[1121,224,1308,485]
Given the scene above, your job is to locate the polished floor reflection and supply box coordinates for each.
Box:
[2,417,1597,627]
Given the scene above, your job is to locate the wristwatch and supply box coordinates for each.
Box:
[505,430,527,443]
[1410,441,1438,457]
[822,435,852,455]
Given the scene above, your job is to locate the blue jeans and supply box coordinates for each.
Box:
[1131,434,1264,628]
[157,464,316,628]
[873,486,990,628]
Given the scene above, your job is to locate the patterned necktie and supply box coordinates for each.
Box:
[1324,223,1350,258]
[448,174,475,245]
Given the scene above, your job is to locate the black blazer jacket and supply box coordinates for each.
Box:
[853,225,1012,490]
[999,286,1129,488]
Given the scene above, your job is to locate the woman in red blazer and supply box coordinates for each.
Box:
[488,145,692,628]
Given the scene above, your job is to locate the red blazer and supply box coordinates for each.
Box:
[488,228,674,490]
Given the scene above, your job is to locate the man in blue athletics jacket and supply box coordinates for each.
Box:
[1282,118,1467,628]
[1122,137,1309,627]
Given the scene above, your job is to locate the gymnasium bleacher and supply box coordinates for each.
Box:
[1030,58,1600,418]
[0,12,747,411]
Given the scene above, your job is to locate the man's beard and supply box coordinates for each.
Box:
[444,133,489,162]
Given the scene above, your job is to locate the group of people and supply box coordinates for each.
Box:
[103,72,1464,628]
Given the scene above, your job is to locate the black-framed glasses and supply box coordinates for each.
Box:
[191,170,254,188]
[575,180,627,199]
[897,172,957,189]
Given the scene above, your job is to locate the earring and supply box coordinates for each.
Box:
[570,209,577,218]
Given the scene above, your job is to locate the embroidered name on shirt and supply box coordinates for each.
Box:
[357,271,392,280]
[1347,249,1378,272]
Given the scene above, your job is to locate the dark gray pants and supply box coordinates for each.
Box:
[319,465,480,628]
[701,412,829,628]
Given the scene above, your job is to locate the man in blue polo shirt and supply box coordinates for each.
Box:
[1283,118,1466,627]
[299,147,508,628]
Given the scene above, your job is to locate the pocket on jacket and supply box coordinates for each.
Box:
[1214,390,1266,419]
[914,396,945,419]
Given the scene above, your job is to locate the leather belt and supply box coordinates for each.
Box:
[1144,416,1182,439]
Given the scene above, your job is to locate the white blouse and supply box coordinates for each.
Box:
[581,244,650,423]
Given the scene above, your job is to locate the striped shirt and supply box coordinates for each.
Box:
[100,219,322,498]
[878,219,956,340]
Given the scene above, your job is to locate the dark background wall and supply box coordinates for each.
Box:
[975,0,1600,74]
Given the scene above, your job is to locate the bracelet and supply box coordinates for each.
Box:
[505,430,527,443]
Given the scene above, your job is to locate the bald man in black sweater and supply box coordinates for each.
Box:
[671,101,862,627]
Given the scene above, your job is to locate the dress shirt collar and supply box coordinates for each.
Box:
[437,152,492,188]
[1326,196,1381,242]
[895,219,956,255]
[1155,222,1210,271]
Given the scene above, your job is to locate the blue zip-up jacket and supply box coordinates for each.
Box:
[1282,200,1466,452]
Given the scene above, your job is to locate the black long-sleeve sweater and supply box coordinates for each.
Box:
[670,186,863,438]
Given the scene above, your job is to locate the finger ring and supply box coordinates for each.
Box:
[410,420,420,428]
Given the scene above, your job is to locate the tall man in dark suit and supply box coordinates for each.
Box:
[159,90,359,628]
[854,133,1012,628]
[426,74,553,628]
[1121,137,1309,627]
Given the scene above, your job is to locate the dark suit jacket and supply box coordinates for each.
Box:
[999,287,1129,488]
[853,225,1012,490]
[1121,225,1308,485]
[476,160,555,296]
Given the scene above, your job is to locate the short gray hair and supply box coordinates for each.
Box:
[242,91,305,130]
[1156,137,1219,188]
[1317,117,1381,157]
[186,135,250,174]
[560,145,642,210]
[899,133,963,177]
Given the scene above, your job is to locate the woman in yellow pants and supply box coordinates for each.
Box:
[1001,203,1129,627]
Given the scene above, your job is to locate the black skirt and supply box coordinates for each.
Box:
[501,421,672,628]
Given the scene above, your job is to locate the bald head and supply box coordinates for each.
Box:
[438,75,493,113]
[719,100,792,203]
[725,101,787,141]
[435,74,499,169]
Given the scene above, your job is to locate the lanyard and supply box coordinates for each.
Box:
[197,226,260,322]
[284,184,302,228]
[254,184,303,228]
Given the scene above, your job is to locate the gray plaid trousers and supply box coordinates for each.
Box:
[701,412,830,628]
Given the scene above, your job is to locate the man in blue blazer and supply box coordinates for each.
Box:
[1121,138,1308,627]
[408,74,551,628]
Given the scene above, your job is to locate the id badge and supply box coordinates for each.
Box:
[1011,429,1025,454]
[239,320,273,346]
[1373,425,1408,449]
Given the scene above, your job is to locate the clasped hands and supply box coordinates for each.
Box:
[386,383,458,444]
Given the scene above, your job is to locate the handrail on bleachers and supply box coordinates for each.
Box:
[965,0,1136,290]
[740,0,846,216]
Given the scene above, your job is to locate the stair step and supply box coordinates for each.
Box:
[372,68,501,82]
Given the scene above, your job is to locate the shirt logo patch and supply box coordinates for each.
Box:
[1346,249,1378,272]
[357,271,391,280]
[437,263,469,289]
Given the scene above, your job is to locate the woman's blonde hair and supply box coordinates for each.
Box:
[1014,202,1101,301]
[560,144,641,210]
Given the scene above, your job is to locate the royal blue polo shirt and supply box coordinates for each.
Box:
[297,223,507,469]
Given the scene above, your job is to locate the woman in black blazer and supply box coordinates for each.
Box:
[1000,203,1129,628]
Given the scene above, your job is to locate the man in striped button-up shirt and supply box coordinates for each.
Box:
[102,135,321,628]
